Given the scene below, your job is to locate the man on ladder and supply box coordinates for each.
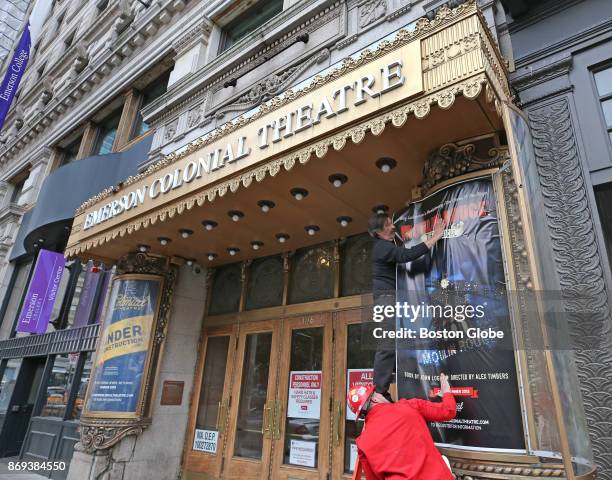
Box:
[348,373,456,480]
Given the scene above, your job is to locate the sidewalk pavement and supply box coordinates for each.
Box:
[0,458,47,480]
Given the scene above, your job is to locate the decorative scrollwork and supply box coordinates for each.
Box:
[419,142,508,192]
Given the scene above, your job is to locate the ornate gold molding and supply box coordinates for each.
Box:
[419,142,509,193]
[65,73,494,258]
[74,1,485,217]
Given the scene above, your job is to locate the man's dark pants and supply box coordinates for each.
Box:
[373,292,396,398]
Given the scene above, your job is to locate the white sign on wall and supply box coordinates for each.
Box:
[289,439,317,468]
[287,371,322,419]
[192,429,218,453]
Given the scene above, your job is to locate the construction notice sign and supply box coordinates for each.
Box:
[395,179,525,450]
[287,371,321,419]
[346,369,373,420]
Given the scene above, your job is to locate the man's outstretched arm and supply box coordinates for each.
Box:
[408,393,456,422]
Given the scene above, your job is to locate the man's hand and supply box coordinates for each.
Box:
[439,373,451,396]
[425,217,445,249]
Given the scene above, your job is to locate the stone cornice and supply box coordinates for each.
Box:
[0,0,192,166]
[0,203,28,224]
[512,56,573,93]
[142,0,344,125]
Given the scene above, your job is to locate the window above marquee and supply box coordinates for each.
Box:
[218,0,284,53]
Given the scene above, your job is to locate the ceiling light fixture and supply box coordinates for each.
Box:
[290,188,308,201]
[186,258,195,266]
[328,173,348,188]
[376,157,397,173]
[276,233,290,243]
[227,247,240,256]
[372,205,389,215]
[337,216,352,227]
[179,228,193,239]
[251,241,264,251]
[158,237,171,246]
[202,220,218,231]
[305,225,320,236]
[138,244,150,253]
[207,253,217,261]
[228,210,244,222]
[257,200,275,213]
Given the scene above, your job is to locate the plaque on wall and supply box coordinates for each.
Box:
[160,380,184,406]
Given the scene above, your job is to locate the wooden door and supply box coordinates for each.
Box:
[222,320,281,480]
[183,326,238,479]
[270,313,333,480]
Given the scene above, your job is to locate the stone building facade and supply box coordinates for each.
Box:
[0,0,610,479]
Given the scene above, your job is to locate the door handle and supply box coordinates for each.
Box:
[216,400,229,434]
[333,400,342,447]
[262,403,272,437]
[273,400,282,440]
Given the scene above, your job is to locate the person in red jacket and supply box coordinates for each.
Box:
[347,373,456,480]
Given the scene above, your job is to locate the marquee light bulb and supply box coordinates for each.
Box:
[262,204,270,212]
[207,253,217,261]
[381,164,391,173]
[232,214,239,222]
[333,179,342,187]
[295,192,303,200]
[341,219,348,227]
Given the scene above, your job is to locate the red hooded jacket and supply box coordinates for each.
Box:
[356,393,456,479]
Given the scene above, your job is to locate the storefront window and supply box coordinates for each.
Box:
[245,255,283,310]
[39,354,79,418]
[0,260,33,339]
[0,359,22,415]
[70,353,92,420]
[289,242,334,304]
[341,234,373,296]
[209,263,241,315]
[283,327,323,468]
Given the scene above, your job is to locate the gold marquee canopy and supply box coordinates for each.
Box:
[65,1,511,261]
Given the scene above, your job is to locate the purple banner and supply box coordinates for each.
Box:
[72,267,101,328]
[17,249,65,334]
[0,23,30,132]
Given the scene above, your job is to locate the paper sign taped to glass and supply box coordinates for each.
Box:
[395,178,525,450]
[86,276,160,415]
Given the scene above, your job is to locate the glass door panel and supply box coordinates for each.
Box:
[331,308,375,479]
[184,327,237,478]
[223,320,280,480]
[272,314,332,480]
[233,332,272,459]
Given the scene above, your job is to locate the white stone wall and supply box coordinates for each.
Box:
[67,264,208,480]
